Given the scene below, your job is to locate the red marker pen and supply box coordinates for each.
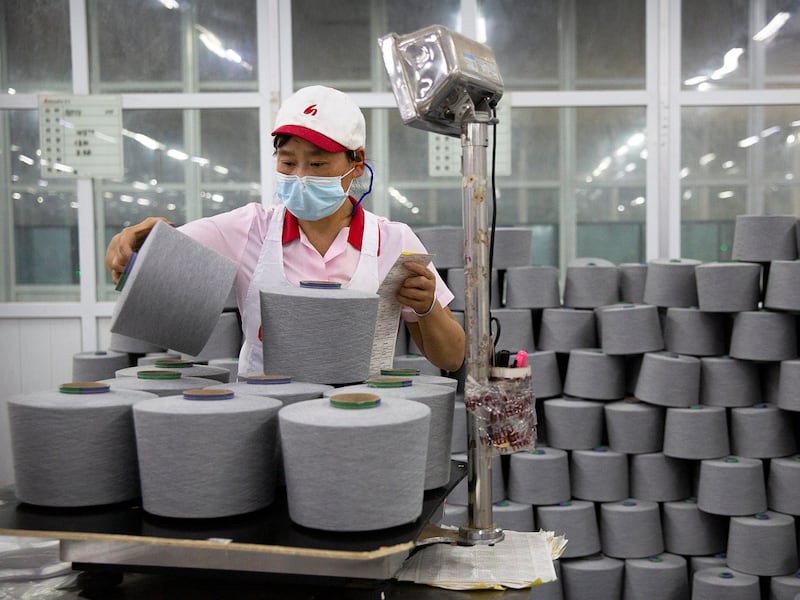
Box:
[515,350,527,368]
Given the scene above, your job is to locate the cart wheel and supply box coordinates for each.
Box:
[76,569,124,591]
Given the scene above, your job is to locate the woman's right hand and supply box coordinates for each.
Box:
[105,217,174,284]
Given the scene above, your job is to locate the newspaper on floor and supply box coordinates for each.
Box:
[395,529,567,591]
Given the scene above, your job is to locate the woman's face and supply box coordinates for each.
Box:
[275,136,357,192]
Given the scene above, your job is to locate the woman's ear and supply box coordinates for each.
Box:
[353,148,366,176]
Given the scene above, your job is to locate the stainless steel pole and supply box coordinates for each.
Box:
[458,110,504,545]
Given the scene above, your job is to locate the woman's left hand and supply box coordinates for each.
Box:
[397,261,437,316]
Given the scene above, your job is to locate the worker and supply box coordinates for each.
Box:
[105,85,465,377]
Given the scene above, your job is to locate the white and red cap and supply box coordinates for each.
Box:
[272,85,366,153]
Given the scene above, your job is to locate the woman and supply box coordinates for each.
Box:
[105,85,465,376]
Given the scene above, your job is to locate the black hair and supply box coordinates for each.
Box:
[272,133,360,162]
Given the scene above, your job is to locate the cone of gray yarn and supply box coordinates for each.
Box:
[571,447,628,502]
[623,554,689,600]
[448,452,504,505]
[662,498,728,556]
[134,390,282,518]
[563,348,625,400]
[762,361,782,404]
[776,360,800,411]
[767,455,800,515]
[543,397,604,450]
[376,369,458,391]
[446,268,501,311]
[769,572,800,600]
[599,499,664,558]
[731,403,796,458]
[392,354,441,376]
[116,360,231,383]
[732,214,798,262]
[634,352,701,407]
[109,332,164,354]
[561,555,624,599]
[207,357,240,382]
[619,263,647,304]
[280,395,430,531]
[630,453,691,501]
[490,308,535,352]
[72,350,132,382]
[727,511,799,576]
[534,561,564,600]
[414,226,464,268]
[100,372,220,397]
[507,447,571,505]
[505,266,561,309]
[536,501,601,558]
[563,261,619,309]
[538,308,597,353]
[527,350,563,399]
[604,399,665,454]
[324,379,455,490]
[8,384,155,507]
[137,352,181,366]
[700,357,761,407]
[643,258,701,308]
[110,221,237,355]
[188,311,242,361]
[690,555,728,576]
[492,499,535,531]
[439,503,468,528]
[493,227,533,268]
[766,260,800,311]
[219,376,334,405]
[692,567,761,600]
[597,304,664,355]
[696,456,767,516]
[260,285,378,385]
[729,310,798,361]
[696,262,762,313]
[663,406,729,459]
[663,308,727,356]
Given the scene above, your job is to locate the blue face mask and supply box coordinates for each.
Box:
[276,167,354,221]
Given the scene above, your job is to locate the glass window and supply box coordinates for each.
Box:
[2,0,72,94]
[481,0,645,90]
[89,0,257,93]
[291,0,459,91]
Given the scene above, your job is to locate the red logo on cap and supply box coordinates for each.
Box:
[304,104,318,116]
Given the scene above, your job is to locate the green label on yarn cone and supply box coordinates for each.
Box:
[380,368,420,377]
[329,393,381,409]
[138,370,182,380]
[183,389,234,401]
[246,374,292,385]
[155,359,193,369]
[367,377,412,388]
[59,382,111,394]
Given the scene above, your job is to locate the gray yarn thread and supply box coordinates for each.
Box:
[634,352,700,407]
[560,555,624,598]
[619,263,647,304]
[279,397,430,531]
[413,226,464,268]
[729,310,798,361]
[730,404,796,458]
[504,266,561,309]
[692,567,760,599]
[563,262,620,308]
[570,448,629,502]
[663,406,729,459]
[447,268,501,311]
[490,308,535,352]
[220,379,333,404]
[732,214,798,261]
[507,447,571,505]
[72,350,132,381]
[695,262,762,312]
[767,456,800,515]
[116,363,231,384]
[663,308,726,356]
[450,400,467,453]
[543,397,605,450]
[527,350,563,399]
[260,285,378,385]
[188,311,243,361]
[448,452,504,505]
[110,221,237,356]
[538,308,597,353]
[100,374,221,397]
[109,332,164,354]
[643,258,701,308]
[492,227,533,268]
[696,456,767,515]
[765,260,800,311]
[604,400,665,454]
[662,499,728,556]
[324,381,455,490]
[133,391,282,518]
[8,386,155,507]
[700,356,761,407]
[492,499,535,532]
[727,511,799,576]
[623,554,689,600]
[629,453,691,501]
[563,348,626,400]
[536,500,601,558]
[599,499,664,558]
[596,304,664,356]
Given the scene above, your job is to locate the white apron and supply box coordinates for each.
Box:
[238,205,380,377]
